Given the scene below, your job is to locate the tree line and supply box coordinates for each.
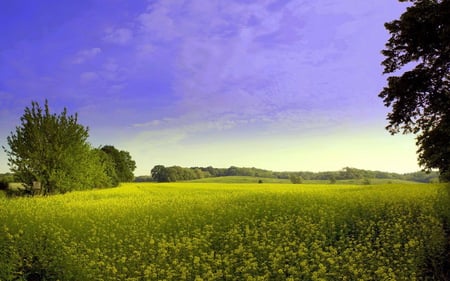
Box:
[142,165,439,183]
[2,100,136,195]
[147,165,276,182]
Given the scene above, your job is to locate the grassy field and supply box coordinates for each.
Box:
[186,176,419,185]
[187,176,290,184]
[1,182,449,280]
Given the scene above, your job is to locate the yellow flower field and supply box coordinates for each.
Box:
[0,183,449,280]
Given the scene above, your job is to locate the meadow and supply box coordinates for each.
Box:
[1,182,449,280]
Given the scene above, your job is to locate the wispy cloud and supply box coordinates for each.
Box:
[0,0,418,174]
[72,47,102,64]
[90,0,395,144]
[79,71,99,84]
[103,28,133,45]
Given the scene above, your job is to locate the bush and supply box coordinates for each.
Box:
[329,176,337,184]
[290,175,303,184]
[363,178,371,185]
[0,179,9,191]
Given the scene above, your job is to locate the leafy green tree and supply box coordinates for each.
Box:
[119,150,136,181]
[166,166,180,182]
[100,145,136,182]
[226,166,239,176]
[3,100,108,194]
[379,0,450,181]
[94,148,119,187]
[329,175,337,184]
[151,165,169,182]
[150,165,206,182]
[289,175,303,184]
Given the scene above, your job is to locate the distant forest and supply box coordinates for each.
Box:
[1,166,439,187]
[137,166,440,183]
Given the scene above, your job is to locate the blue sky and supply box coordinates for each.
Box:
[0,0,419,176]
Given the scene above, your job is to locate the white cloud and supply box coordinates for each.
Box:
[79,71,99,83]
[72,48,102,64]
[82,0,405,142]
[100,59,125,82]
[137,1,180,41]
[103,28,133,45]
[135,43,154,59]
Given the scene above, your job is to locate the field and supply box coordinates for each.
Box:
[185,176,418,185]
[187,176,290,184]
[1,183,449,280]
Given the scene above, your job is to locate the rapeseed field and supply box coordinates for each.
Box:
[0,183,448,280]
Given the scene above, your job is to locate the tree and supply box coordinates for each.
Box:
[329,175,337,184]
[150,165,205,182]
[94,148,119,187]
[3,100,109,194]
[100,145,136,182]
[379,0,450,181]
[151,165,169,182]
[0,179,8,191]
[290,174,303,184]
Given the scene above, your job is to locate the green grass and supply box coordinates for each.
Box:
[325,178,421,185]
[187,176,290,183]
[187,176,419,185]
[1,182,449,280]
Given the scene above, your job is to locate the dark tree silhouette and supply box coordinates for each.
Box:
[379,0,450,181]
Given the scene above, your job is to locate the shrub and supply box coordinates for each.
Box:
[329,176,337,184]
[0,179,9,190]
[290,175,303,184]
[363,178,371,185]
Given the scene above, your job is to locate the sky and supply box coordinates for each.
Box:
[0,0,420,176]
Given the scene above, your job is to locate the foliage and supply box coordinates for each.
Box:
[2,100,110,195]
[197,166,275,178]
[151,165,207,182]
[362,178,371,185]
[187,176,289,184]
[0,183,448,280]
[0,180,8,191]
[379,0,450,181]
[0,173,13,191]
[0,173,14,183]
[329,175,337,184]
[100,145,136,183]
[94,148,119,187]
[133,175,153,182]
[151,165,170,182]
[289,174,303,184]
[149,165,440,183]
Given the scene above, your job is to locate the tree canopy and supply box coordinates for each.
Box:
[150,165,206,182]
[379,0,450,181]
[100,145,136,183]
[145,165,438,183]
[3,101,106,194]
[3,100,135,195]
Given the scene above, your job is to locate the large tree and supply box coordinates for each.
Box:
[100,145,136,182]
[151,165,169,182]
[379,0,450,181]
[3,100,110,194]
